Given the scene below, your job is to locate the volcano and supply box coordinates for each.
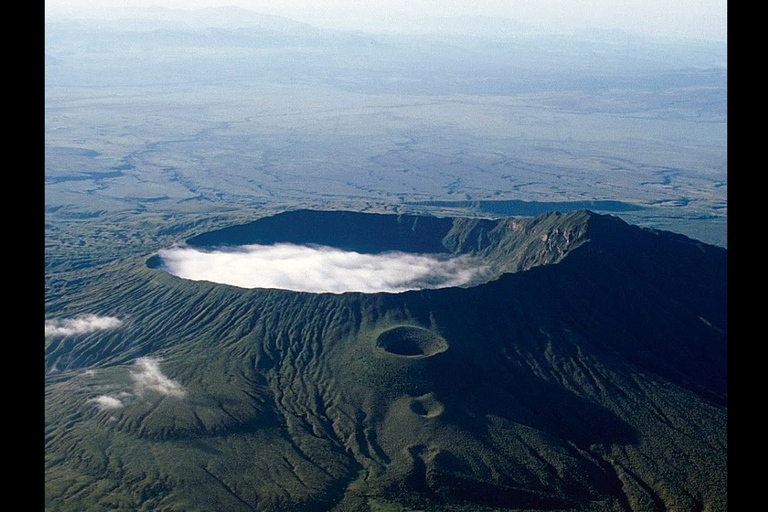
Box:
[45,209,727,511]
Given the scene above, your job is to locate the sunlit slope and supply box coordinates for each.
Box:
[45,210,726,512]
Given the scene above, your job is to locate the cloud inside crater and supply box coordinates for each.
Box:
[156,243,487,294]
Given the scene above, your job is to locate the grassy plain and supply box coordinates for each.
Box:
[45,14,727,246]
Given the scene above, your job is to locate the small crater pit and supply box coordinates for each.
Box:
[409,393,445,418]
[377,326,448,358]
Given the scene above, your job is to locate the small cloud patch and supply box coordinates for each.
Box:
[130,357,186,398]
[91,395,124,410]
[88,357,186,413]
[45,314,122,337]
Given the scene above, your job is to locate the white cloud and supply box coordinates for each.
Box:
[91,395,124,410]
[45,314,123,337]
[130,357,186,398]
[87,359,185,413]
[157,243,488,294]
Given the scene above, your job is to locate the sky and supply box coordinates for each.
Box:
[45,0,727,41]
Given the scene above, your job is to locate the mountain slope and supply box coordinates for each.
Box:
[44,209,726,511]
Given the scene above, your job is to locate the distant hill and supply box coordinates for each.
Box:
[45,209,726,511]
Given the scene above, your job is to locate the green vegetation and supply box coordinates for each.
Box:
[45,209,726,511]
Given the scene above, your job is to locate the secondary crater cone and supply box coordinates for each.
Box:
[377,326,448,357]
[409,393,445,418]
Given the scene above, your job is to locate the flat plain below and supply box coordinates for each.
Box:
[45,15,727,247]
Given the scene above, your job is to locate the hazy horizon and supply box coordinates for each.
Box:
[45,0,727,42]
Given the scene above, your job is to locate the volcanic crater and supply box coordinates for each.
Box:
[148,208,591,293]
